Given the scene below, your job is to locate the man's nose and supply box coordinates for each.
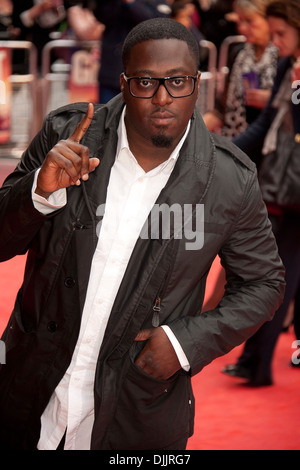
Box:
[151,83,173,105]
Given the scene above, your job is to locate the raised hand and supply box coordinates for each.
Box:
[35,103,100,199]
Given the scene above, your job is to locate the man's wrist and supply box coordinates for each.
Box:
[32,169,67,214]
[35,186,53,200]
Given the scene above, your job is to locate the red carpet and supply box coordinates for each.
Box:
[188,331,300,450]
[1,254,299,450]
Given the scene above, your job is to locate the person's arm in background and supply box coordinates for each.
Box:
[94,0,170,27]
[233,57,290,155]
[121,0,171,22]
[18,0,55,28]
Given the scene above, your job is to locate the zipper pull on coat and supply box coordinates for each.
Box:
[152,297,161,327]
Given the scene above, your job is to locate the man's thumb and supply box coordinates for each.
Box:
[134,329,152,342]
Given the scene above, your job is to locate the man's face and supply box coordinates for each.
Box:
[120,39,200,150]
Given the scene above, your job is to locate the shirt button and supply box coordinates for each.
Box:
[47,321,58,333]
[64,277,76,288]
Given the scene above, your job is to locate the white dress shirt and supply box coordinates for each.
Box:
[35,108,190,450]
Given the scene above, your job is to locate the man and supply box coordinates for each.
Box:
[0,18,285,450]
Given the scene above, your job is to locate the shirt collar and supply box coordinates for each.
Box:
[116,106,190,175]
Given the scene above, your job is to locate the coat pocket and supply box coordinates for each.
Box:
[106,357,195,450]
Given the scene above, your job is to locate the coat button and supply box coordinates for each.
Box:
[47,321,58,333]
[64,277,76,288]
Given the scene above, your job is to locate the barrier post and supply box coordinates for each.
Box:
[217,35,246,96]
[197,40,217,115]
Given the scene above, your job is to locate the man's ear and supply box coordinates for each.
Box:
[120,73,125,101]
[196,71,201,99]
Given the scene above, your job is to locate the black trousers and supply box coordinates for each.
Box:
[237,211,300,384]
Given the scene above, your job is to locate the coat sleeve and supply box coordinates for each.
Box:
[0,114,59,262]
[167,170,286,376]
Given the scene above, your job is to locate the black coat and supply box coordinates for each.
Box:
[0,96,285,449]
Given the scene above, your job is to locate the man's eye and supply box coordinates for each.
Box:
[140,79,153,88]
[170,78,185,87]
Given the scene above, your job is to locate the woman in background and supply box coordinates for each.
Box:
[204,0,278,167]
[224,0,300,385]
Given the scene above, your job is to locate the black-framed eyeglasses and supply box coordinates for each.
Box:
[123,73,198,99]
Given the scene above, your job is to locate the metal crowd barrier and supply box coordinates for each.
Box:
[197,39,218,115]
[0,41,38,158]
[217,35,246,96]
[41,39,100,118]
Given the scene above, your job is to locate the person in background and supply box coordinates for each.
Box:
[223,0,300,385]
[0,0,17,38]
[66,1,105,42]
[171,0,203,43]
[203,0,278,168]
[195,0,237,50]
[94,0,171,103]
[12,0,67,69]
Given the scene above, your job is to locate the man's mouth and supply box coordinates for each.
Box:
[150,111,174,127]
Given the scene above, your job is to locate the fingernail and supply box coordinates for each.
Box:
[82,173,89,181]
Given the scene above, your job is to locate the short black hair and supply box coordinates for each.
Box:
[122,18,200,71]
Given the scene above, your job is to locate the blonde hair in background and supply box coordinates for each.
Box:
[234,0,272,17]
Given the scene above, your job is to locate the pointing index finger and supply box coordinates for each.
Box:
[69,103,94,143]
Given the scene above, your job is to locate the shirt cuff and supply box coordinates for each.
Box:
[32,168,67,215]
[161,325,190,371]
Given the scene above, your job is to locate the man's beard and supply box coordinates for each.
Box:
[151,133,173,148]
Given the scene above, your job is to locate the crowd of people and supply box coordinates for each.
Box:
[0,0,299,451]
